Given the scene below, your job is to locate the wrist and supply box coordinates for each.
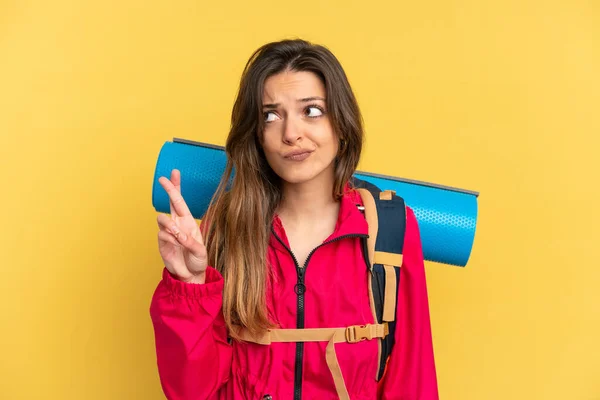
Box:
[182,272,206,284]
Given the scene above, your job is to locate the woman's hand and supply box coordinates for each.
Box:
[156,169,208,284]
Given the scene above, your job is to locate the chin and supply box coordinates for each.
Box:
[276,163,335,186]
[279,171,319,185]
[268,155,337,186]
[270,163,313,184]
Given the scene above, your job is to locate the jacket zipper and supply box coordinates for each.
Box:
[272,229,368,400]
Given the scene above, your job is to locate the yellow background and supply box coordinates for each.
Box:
[1,1,598,399]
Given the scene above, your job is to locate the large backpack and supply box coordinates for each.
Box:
[352,177,406,381]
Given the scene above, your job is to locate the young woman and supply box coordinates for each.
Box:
[151,39,438,400]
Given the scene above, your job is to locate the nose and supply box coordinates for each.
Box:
[282,116,302,144]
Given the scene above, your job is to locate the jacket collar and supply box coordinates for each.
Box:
[270,184,368,251]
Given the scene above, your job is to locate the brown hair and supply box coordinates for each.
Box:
[202,39,364,338]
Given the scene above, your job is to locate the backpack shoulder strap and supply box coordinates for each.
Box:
[355,185,406,270]
[352,177,407,381]
[356,188,378,269]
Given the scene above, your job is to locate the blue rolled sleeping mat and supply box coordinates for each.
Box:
[152,138,479,267]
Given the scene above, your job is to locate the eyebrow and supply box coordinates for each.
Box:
[262,96,326,109]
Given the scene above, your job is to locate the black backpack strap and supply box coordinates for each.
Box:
[352,177,407,381]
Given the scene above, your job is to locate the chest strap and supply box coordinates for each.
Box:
[233,323,389,400]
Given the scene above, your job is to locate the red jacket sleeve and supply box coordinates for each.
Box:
[150,266,232,400]
[379,206,439,399]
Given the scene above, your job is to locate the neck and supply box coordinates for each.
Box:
[277,174,339,223]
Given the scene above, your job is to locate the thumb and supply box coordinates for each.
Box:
[176,230,207,259]
[175,230,189,245]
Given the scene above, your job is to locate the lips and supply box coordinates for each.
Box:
[284,150,313,161]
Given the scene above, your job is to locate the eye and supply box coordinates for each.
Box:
[305,106,324,118]
[264,111,280,123]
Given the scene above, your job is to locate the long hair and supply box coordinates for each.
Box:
[202,39,364,338]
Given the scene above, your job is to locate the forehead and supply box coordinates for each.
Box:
[263,70,326,103]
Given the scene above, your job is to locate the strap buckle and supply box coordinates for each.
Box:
[345,325,372,343]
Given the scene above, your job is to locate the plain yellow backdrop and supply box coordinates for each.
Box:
[1,1,598,399]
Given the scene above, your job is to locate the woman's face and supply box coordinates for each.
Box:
[260,70,339,186]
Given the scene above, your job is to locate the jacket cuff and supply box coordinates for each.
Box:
[162,266,224,298]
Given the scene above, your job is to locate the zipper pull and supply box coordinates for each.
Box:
[262,395,273,400]
[295,268,306,295]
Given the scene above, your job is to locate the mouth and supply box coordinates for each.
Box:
[284,150,314,161]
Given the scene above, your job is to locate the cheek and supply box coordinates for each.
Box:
[318,122,337,148]
[260,137,278,161]
[320,130,339,156]
[260,136,281,170]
